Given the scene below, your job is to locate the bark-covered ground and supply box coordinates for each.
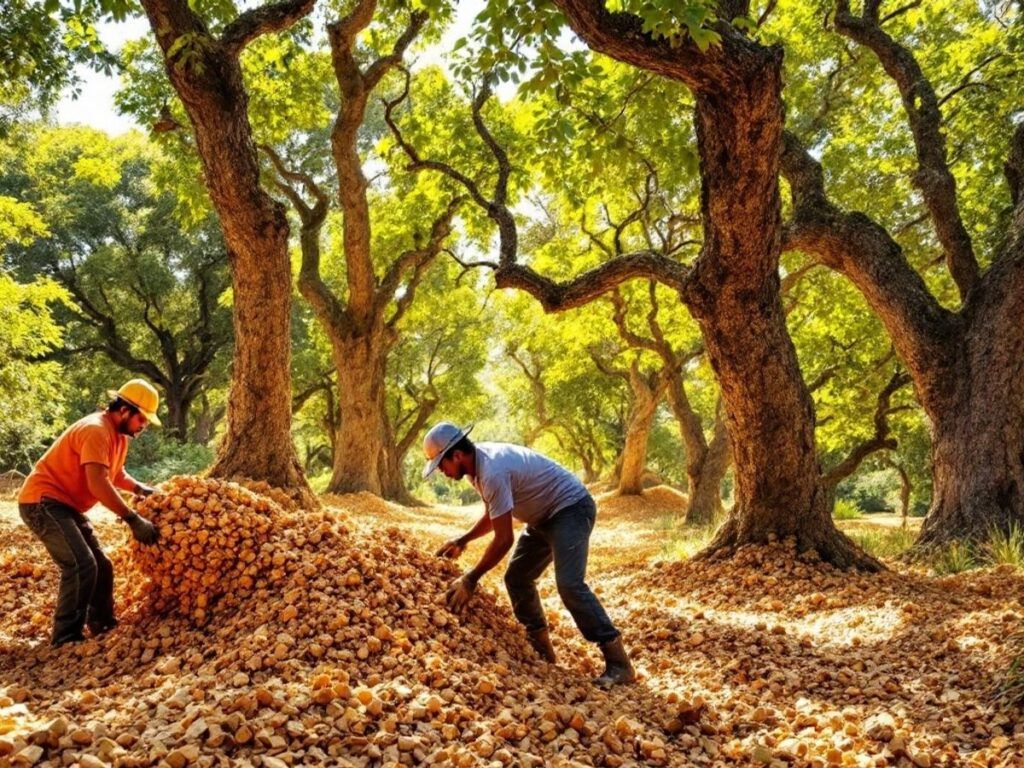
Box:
[0,485,1021,767]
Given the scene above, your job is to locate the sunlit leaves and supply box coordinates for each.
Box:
[0,197,48,246]
[0,272,69,470]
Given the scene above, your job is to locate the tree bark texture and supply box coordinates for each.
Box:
[329,331,389,495]
[503,1,881,568]
[917,262,1024,545]
[782,128,1024,546]
[681,65,874,568]
[140,0,313,502]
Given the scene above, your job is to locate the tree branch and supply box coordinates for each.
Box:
[549,0,777,93]
[365,11,428,90]
[822,368,911,489]
[780,130,960,407]
[381,196,463,327]
[833,0,979,302]
[221,0,317,58]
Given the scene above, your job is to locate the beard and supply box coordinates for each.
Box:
[118,421,143,438]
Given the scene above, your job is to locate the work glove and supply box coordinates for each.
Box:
[435,537,466,559]
[124,511,159,545]
[444,571,478,612]
[133,483,156,498]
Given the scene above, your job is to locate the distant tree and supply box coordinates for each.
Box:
[1,126,232,442]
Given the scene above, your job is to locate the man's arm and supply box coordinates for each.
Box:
[113,470,154,496]
[436,510,493,558]
[85,463,159,544]
[466,511,514,583]
[444,512,515,611]
[84,463,135,519]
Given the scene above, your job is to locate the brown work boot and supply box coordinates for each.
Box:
[526,627,557,664]
[594,636,636,687]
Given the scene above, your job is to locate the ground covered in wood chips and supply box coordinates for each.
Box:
[1,481,1022,768]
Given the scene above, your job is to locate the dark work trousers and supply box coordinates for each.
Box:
[18,499,115,645]
[503,494,620,645]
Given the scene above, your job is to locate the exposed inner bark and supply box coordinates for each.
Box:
[615,365,668,496]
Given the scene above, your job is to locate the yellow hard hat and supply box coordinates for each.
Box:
[107,379,162,426]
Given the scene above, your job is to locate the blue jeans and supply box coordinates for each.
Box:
[503,494,620,645]
[19,500,115,645]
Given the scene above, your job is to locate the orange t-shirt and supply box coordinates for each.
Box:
[18,412,130,513]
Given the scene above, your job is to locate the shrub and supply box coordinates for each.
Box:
[125,432,213,483]
[933,542,976,575]
[660,523,717,561]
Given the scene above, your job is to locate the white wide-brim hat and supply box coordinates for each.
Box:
[422,422,474,478]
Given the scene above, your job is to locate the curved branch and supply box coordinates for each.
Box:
[365,11,428,90]
[780,130,960,410]
[382,197,464,328]
[221,0,317,57]
[549,0,776,93]
[833,0,979,301]
[493,256,692,313]
[822,369,911,489]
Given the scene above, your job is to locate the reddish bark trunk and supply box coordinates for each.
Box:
[918,263,1024,545]
[141,0,313,504]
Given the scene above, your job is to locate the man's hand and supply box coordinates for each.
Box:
[124,511,159,545]
[444,571,478,611]
[133,483,156,498]
[435,537,466,559]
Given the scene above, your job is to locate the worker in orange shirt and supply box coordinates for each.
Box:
[18,379,161,646]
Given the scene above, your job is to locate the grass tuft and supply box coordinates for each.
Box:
[832,499,863,520]
[660,523,718,560]
[934,541,977,575]
[985,523,1024,568]
[849,527,916,559]
[995,625,1024,708]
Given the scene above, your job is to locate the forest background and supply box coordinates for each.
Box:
[2,0,1021,562]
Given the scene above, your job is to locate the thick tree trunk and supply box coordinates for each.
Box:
[918,267,1024,545]
[378,445,422,506]
[141,0,313,503]
[529,1,877,569]
[329,331,389,495]
[686,68,877,570]
[210,248,310,500]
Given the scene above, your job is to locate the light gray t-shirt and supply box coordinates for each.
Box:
[471,442,588,526]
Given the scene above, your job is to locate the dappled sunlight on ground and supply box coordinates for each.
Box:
[1,487,1021,766]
